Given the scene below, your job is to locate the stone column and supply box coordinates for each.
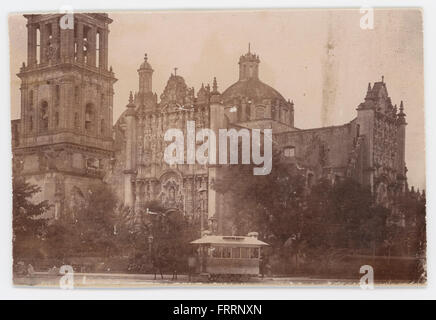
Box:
[87,26,97,67]
[109,87,114,136]
[98,29,105,69]
[27,24,37,66]
[62,81,74,129]
[59,16,74,62]
[20,85,27,138]
[124,95,137,207]
[76,22,83,63]
[39,22,47,64]
[51,20,60,62]
[103,28,109,70]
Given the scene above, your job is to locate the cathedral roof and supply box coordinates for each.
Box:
[221,78,287,105]
[221,47,288,106]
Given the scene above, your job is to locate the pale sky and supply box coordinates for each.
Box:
[9,9,425,189]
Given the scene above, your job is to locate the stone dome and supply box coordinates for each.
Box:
[221,48,288,106]
[221,78,287,105]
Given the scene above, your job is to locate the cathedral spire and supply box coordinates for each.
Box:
[128,91,134,105]
[365,82,373,101]
[212,77,218,93]
[398,100,406,124]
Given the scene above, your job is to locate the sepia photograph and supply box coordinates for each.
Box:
[8,7,426,289]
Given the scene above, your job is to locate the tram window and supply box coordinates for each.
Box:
[207,247,214,257]
[250,248,260,259]
[223,247,231,258]
[241,247,250,259]
[232,247,241,259]
[212,246,222,258]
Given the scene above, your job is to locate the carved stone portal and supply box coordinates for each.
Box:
[158,172,184,211]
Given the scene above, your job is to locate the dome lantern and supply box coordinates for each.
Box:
[138,53,154,94]
[238,43,260,81]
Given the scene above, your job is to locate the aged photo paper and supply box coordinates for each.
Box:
[9,9,425,288]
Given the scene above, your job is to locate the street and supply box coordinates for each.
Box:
[13,272,369,288]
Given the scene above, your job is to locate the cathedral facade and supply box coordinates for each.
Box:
[12,14,408,233]
[111,49,408,233]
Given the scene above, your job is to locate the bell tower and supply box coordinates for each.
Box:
[13,13,117,219]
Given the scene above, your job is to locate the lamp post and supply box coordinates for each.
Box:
[198,185,208,236]
[148,235,154,255]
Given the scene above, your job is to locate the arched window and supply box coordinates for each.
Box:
[100,119,105,135]
[255,106,265,119]
[282,108,288,123]
[54,112,59,127]
[83,44,88,64]
[83,26,90,64]
[85,103,95,133]
[29,115,33,132]
[74,86,80,104]
[74,112,79,129]
[40,101,49,132]
[55,85,60,103]
[36,27,41,64]
[246,104,251,119]
[271,106,277,120]
[169,186,176,202]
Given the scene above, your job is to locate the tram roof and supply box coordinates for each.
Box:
[190,235,269,246]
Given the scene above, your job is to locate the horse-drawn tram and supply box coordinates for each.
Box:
[190,233,269,282]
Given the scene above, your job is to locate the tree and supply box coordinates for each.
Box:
[214,152,393,274]
[214,151,307,247]
[12,177,51,261]
[45,182,119,259]
[303,178,389,272]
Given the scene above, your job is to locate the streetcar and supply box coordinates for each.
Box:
[190,232,269,281]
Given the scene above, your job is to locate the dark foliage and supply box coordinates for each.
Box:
[12,177,51,260]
